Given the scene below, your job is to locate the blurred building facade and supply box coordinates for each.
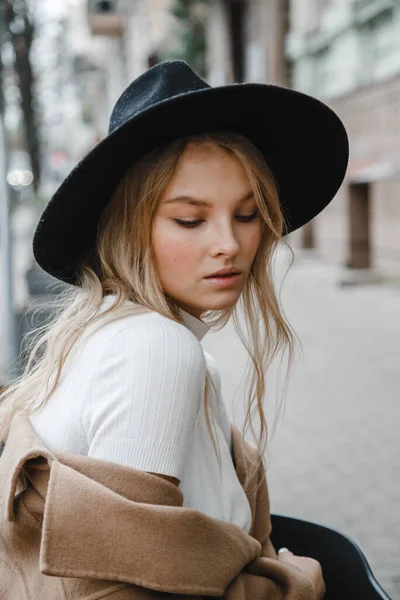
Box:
[286,0,400,277]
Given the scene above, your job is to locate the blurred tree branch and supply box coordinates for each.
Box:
[168,0,208,77]
[3,0,40,191]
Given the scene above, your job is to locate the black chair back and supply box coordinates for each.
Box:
[270,514,391,600]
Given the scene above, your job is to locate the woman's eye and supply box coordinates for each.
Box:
[236,212,258,222]
[174,212,258,228]
[174,219,203,228]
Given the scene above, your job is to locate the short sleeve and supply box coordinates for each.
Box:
[82,314,207,480]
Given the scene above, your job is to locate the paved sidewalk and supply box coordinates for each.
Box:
[202,247,400,599]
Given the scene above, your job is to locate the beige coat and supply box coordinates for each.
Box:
[0,414,315,599]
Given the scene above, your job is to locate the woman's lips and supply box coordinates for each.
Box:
[204,273,242,287]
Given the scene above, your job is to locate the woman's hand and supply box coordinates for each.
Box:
[277,549,326,599]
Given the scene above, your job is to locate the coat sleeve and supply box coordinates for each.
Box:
[244,453,316,599]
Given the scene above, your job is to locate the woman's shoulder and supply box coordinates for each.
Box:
[78,304,206,363]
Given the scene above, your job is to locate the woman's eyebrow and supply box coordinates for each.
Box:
[164,191,254,207]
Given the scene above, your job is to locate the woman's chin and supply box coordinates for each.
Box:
[172,289,241,317]
[200,293,240,312]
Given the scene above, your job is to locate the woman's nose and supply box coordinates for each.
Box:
[210,223,240,256]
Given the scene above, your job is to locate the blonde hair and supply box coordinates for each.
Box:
[0,131,299,496]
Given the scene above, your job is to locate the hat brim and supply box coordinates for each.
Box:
[33,83,349,285]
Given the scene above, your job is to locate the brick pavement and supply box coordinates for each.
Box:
[202,246,400,600]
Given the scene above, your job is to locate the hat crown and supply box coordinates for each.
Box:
[108,61,210,134]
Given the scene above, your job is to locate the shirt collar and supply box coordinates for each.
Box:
[177,307,210,341]
[101,295,210,342]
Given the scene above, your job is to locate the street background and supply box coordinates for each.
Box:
[202,246,400,599]
[0,1,399,598]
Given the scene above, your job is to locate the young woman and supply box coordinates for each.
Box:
[0,61,348,599]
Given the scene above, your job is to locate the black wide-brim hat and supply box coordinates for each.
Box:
[33,60,349,285]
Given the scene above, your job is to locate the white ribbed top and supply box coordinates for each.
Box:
[29,295,252,534]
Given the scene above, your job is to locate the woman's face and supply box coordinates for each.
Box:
[152,142,263,319]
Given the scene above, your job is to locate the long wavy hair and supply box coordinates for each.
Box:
[0,130,300,496]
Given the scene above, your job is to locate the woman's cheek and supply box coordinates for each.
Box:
[159,234,194,269]
[246,223,263,255]
[153,221,180,262]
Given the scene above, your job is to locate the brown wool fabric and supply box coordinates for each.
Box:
[0,414,315,599]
